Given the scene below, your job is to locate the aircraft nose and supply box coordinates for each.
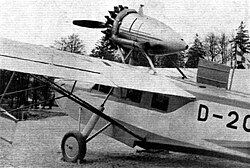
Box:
[181,39,188,50]
[150,38,188,55]
[177,39,188,51]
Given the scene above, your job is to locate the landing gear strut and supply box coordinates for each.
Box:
[61,87,113,163]
[32,75,145,163]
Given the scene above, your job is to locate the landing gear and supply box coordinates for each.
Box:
[61,88,113,163]
[32,76,145,163]
[61,131,86,163]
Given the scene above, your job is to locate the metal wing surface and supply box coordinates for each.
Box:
[0,38,115,87]
[103,64,195,98]
[0,38,195,98]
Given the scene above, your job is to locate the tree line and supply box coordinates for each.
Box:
[89,21,250,69]
[0,21,249,109]
[186,21,250,68]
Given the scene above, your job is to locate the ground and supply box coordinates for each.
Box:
[0,109,250,168]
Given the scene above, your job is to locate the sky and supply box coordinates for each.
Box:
[0,0,249,54]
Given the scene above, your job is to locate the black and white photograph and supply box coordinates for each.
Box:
[0,0,250,167]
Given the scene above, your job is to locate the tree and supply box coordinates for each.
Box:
[91,35,186,68]
[52,34,86,54]
[204,32,220,62]
[185,34,206,68]
[218,33,230,64]
[90,36,115,61]
[155,52,185,68]
[178,51,187,68]
[230,21,250,68]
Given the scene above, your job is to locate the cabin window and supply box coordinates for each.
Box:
[93,84,111,93]
[126,89,142,103]
[151,93,169,111]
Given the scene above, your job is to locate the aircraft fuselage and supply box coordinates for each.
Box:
[56,73,250,163]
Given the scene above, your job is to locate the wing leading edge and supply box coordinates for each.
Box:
[0,38,195,99]
[0,38,115,87]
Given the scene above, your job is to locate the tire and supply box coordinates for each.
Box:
[61,130,86,163]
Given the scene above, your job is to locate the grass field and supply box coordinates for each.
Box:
[0,109,250,168]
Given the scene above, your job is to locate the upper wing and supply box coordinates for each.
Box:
[0,38,115,87]
[0,38,195,99]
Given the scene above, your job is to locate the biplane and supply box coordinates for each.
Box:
[0,5,250,164]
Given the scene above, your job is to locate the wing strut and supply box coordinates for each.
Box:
[165,55,187,79]
[33,75,145,142]
[0,72,15,104]
[140,48,157,74]
[0,72,18,122]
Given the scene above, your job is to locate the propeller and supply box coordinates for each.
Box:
[103,5,130,50]
[73,20,108,29]
[73,5,127,50]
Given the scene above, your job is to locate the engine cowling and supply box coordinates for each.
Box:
[73,5,188,55]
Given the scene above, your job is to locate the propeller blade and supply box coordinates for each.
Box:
[73,20,108,28]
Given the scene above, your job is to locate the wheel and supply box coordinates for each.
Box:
[61,130,86,163]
